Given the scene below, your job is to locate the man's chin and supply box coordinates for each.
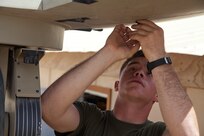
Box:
[127,82,144,88]
[125,86,144,95]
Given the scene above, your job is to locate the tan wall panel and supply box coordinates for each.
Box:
[50,69,65,85]
[171,53,204,89]
[95,75,118,109]
[149,103,163,122]
[40,67,51,90]
[187,88,204,135]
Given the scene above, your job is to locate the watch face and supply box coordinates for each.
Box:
[164,57,172,64]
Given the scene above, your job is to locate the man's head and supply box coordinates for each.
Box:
[115,50,158,103]
[120,50,145,75]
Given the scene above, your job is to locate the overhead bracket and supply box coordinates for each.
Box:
[57,17,90,23]
[73,0,97,4]
[14,48,44,98]
[7,48,44,135]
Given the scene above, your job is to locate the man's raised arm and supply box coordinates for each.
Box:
[129,19,199,136]
[41,24,139,132]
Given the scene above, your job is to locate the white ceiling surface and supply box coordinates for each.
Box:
[0,0,73,10]
[0,0,42,9]
[63,15,204,56]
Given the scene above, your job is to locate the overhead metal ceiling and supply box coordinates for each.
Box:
[0,0,204,30]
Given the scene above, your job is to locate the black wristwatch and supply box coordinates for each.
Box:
[147,57,172,74]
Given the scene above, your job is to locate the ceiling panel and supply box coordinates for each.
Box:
[0,0,204,29]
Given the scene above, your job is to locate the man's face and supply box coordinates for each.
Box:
[116,57,157,103]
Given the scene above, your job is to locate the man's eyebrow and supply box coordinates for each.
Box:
[127,61,140,66]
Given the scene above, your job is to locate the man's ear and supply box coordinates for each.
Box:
[114,81,119,92]
[153,94,158,103]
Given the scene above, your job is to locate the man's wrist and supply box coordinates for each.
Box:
[147,57,172,74]
[101,45,120,63]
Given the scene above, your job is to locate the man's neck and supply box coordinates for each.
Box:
[112,97,153,124]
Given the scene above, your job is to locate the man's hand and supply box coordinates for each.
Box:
[105,24,140,61]
[128,19,166,61]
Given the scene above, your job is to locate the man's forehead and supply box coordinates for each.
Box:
[127,57,148,66]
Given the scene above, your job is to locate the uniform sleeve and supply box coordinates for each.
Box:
[54,131,73,136]
[54,101,102,136]
[139,121,166,136]
[147,121,166,136]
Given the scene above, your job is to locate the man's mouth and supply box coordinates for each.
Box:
[128,79,144,87]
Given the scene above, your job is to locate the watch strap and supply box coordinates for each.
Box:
[147,57,172,74]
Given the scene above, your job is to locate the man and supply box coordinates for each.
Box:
[42,20,199,136]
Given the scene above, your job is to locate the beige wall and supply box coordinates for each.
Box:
[40,52,204,135]
[187,88,204,134]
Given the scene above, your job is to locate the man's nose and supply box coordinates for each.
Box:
[133,71,144,78]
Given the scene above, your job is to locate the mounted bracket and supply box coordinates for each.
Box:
[14,48,44,98]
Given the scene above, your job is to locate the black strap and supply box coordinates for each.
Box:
[147,57,172,74]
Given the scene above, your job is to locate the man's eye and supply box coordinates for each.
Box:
[130,68,136,72]
[147,72,152,77]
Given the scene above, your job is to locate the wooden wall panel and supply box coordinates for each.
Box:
[40,52,204,89]
[170,53,204,89]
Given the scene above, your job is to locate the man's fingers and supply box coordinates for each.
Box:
[128,30,145,41]
[131,23,154,32]
[136,19,158,28]
[115,24,126,31]
[118,26,133,43]
[126,27,132,33]
[126,41,141,57]
[129,29,149,36]
[126,39,140,48]
[122,33,129,42]
[128,19,162,43]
